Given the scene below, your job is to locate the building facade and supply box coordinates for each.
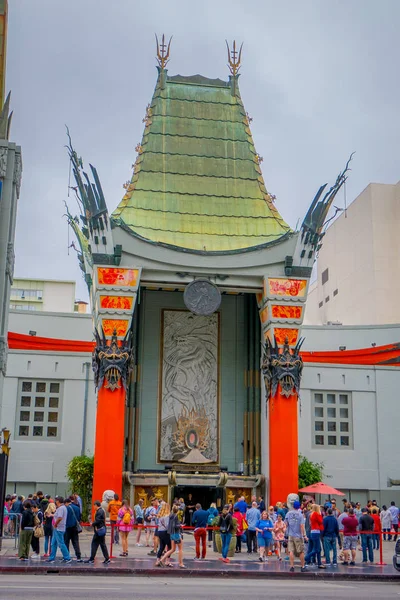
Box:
[10,278,76,313]
[3,309,400,506]
[305,181,400,326]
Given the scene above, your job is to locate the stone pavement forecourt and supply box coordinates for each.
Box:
[0,528,399,580]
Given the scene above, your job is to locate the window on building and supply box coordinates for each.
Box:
[15,380,63,441]
[322,268,329,285]
[318,301,323,308]
[312,391,353,449]
[333,288,338,297]
[325,296,330,303]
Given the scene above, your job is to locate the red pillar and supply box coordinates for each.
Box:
[92,385,125,505]
[268,387,298,506]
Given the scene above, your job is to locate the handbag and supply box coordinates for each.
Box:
[34,524,44,538]
[96,526,106,537]
[242,519,248,531]
[69,504,83,534]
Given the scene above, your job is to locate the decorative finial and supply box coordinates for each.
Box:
[226,40,243,76]
[155,34,172,69]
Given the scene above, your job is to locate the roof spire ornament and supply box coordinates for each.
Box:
[226,39,243,76]
[155,33,172,69]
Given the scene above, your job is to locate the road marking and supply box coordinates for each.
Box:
[1,586,122,591]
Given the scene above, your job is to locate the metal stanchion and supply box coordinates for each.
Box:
[376,529,386,565]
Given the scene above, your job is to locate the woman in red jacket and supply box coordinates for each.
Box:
[371,508,381,550]
[233,506,245,553]
[305,505,326,569]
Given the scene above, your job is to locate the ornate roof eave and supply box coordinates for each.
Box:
[112,216,295,257]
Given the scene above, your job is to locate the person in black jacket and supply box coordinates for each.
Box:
[30,502,43,558]
[359,507,374,564]
[84,500,110,564]
[218,505,234,563]
[18,501,35,560]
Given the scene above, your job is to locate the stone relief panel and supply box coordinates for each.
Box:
[159,310,219,464]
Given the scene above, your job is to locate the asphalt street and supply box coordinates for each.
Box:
[1,575,400,600]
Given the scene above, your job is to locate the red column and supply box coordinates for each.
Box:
[268,387,298,506]
[92,385,125,505]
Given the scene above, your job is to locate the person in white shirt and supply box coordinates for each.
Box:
[380,505,392,541]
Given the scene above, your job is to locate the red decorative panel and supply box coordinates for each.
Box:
[274,328,299,345]
[97,268,139,287]
[102,319,129,337]
[267,278,307,298]
[99,295,133,310]
[271,305,303,319]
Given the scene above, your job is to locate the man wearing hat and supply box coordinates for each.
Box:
[284,500,307,573]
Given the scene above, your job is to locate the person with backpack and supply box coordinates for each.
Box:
[145,498,158,550]
[160,505,186,568]
[207,502,219,546]
[117,499,134,557]
[84,500,110,564]
[218,504,234,563]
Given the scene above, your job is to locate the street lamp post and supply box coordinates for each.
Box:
[0,428,11,551]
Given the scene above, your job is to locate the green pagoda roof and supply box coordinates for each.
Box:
[112,69,291,253]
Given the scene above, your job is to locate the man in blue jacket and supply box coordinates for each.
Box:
[323,508,340,566]
[192,503,209,559]
[64,496,82,561]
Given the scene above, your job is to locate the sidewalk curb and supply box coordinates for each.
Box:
[1,564,399,582]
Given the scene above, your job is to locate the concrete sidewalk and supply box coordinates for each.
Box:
[1,529,399,581]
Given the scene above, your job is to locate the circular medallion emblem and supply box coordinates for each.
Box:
[183,279,221,316]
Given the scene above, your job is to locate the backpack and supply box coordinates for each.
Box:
[122,510,131,525]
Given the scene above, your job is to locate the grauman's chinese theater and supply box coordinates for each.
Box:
[66,38,350,508]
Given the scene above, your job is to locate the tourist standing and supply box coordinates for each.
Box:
[246,501,260,553]
[43,502,55,557]
[233,505,245,553]
[218,504,234,563]
[192,503,209,560]
[161,505,185,568]
[341,508,358,566]
[255,510,274,563]
[134,498,145,546]
[155,502,171,567]
[207,502,219,546]
[64,496,82,562]
[108,493,122,545]
[273,513,286,561]
[84,500,110,564]
[322,508,339,566]
[18,501,34,561]
[371,508,381,550]
[359,507,374,564]
[389,502,399,541]
[284,500,307,573]
[117,499,134,557]
[30,502,43,558]
[381,505,392,541]
[305,505,325,569]
[46,497,71,563]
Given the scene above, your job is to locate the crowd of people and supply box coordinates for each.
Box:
[4,491,399,570]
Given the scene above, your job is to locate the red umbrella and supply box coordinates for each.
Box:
[299,482,344,496]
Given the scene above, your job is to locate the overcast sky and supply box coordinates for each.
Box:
[8,0,400,300]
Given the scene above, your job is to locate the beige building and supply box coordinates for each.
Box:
[9,278,86,313]
[305,180,400,326]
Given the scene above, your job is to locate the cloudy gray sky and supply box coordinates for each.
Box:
[8,0,400,301]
